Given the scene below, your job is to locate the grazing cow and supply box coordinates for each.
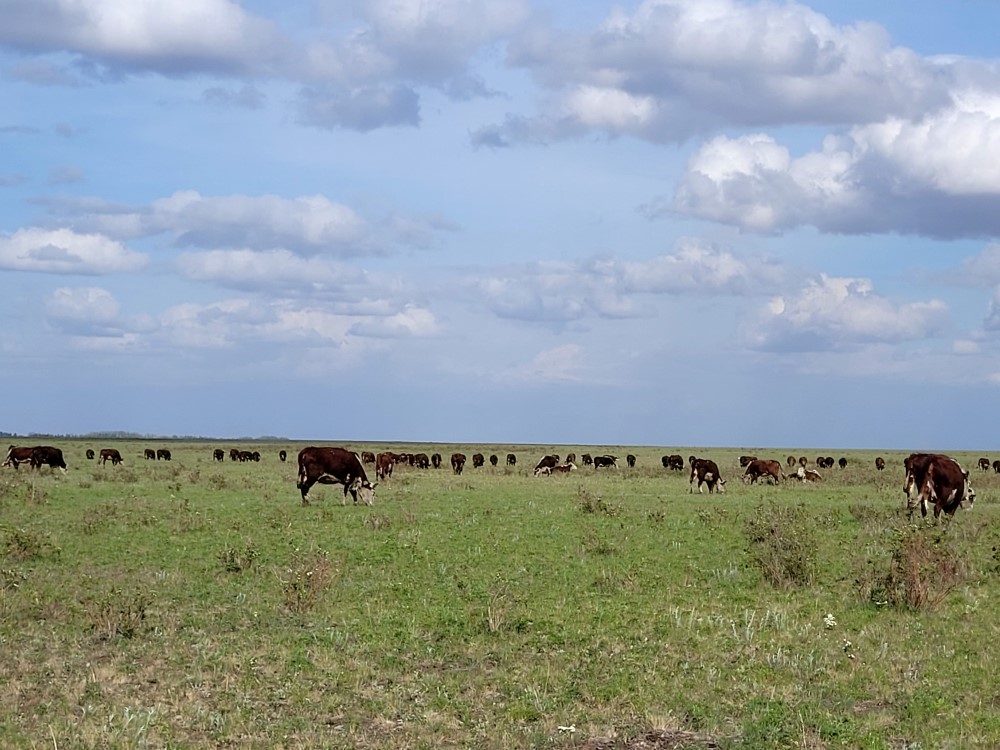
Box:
[581,454,593,466]
[472,453,485,468]
[533,455,561,476]
[875,457,886,471]
[739,455,758,467]
[251,451,261,462]
[593,455,618,469]
[375,452,394,480]
[431,453,442,469]
[689,458,726,494]
[86,449,95,460]
[414,453,430,469]
[361,451,376,465]
[296,446,376,506]
[565,453,577,465]
[838,457,847,469]
[279,450,287,462]
[506,453,516,467]
[793,466,822,482]
[626,454,636,468]
[144,449,156,460]
[786,456,796,468]
[661,454,684,471]
[798,456,807,467]
[825,457,836,468]
[99,448,123,466]
[3,445,34,469]
[993,460,1000,474]
[214,448,224,462]
[489,454,498,467]
[451,453,466,475]
[31,446,67,472]
[743,459,784,484]
[903,453,975,519]
[157,448,171,461]
[978,457,990,472]
[230,448,240,461]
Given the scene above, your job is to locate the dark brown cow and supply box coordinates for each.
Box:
[99,448,123,466]
[798,456,807,467]
[361,451,376,465]
[661,454,684,471]
[581,453,593,466]
[230,448,240,461]
[431,453,442,469]
[838,457,847,469]
[978,457,990,472]
[743,459,783,484]
[739,455,758,467]
[565,453,577,464]
[903,453,975,519]
[593,455,618,469]
[157,448,171,461]
[296,447,375,506]
[214,448,225,462]
[489,454,498,467]
[375,452,393,480]
[86,448,95,460]
[993,460,1000,474]
[626,454,636,468]
[3,445,34,469]
[472,453,485,468]
[786,456,796,467]
[533,455,560,476]
[689,458,725,494]
[414,453,430,469]
[506,453,516,467]
[279,450,287,462]
[251,450,260,462]
[818,457,835,469]
[875,457,885,471]
[144,449,156,460]
[31,446,67,472]
[451,453,466,475]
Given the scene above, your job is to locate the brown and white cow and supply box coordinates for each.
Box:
[793,466,822,482]
[506,453,516,467]
[375,451,394,480]
[451,453,467,475]
[31,446,67,472]
[593,455,618,469]
[279,450,287,462]
[689,458,725,494]
[533,454,561,475]
[626,454,636,468]
[296,447,376,506]
[489,454,498,467]
[99,448,123,466]
[86,448,95,460]
[214,448,225,461]
[743,459,784,484]
[432,453,443,469]
[903,453,975,519]
[875,457,886,471]
[157,448,171,461]
[472,453,485,468]
[978,457,990,472]
[538,462,578,476]
[361,451,376,465]
[3,445,34,469]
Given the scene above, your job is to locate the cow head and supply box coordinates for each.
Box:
[715,477,726,494]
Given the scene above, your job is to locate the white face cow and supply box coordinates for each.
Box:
[352,479,377,506]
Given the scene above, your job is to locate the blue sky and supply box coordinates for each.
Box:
[3,0,1000,449]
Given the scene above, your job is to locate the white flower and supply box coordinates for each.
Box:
[558,725,577,734]
[823,613,837,629]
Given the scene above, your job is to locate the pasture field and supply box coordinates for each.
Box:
[2,441,1000,749]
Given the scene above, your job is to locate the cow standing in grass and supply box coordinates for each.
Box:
[743,459,784,484]
[689,459,725,494]
[296,447,376,506]
[99,448,123,466]
[3,445,34,469]
[903,453,975,520]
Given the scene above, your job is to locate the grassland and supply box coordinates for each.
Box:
[1,441,999,749]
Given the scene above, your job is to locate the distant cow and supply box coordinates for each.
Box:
[565,453,576,465]
[279,450,287,462]
[978,457,990,472]
[157,448,171,461]
[3,445,34,469]
[31,446,67,472]
[786,456,796,467]
[489,454,498,467]
[414,453,430,469]
[451,453,467,475]
[506,453,516,467]
[539,462,577,476]
[581,454,593,466]
[144,449,156,460]
[793,466,822,482]
[689,458,725,494]
[375,452,393,480]
[739,455,758,467]
[838,457,847,469]
[472,453,485,468]
[534,455,561,476]
[903,453,975,519]
[431,453,442,469]
[85,448,95,460]
[213,448,224,462]
[993,460,1000,474]
[297,446,376,506]
[361,451,376,465]
[626,454,636,468]
[798,457,807,467]
[818,457,835,469]
[230,448,240,461]
[743,459,783,485]
[875,457,886,471]
[593,455,618,469]
[99,448,123,466]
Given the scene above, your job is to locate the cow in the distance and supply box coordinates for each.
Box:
[793,466,822,482]
[361,451,376,465]
[743,459,784,485]
[279,450,287,462]
[661,454,684,471]
[431,453,442,469]
[581,454,593,466]
[593,455,618,469]
[539,462,577,476]
[786,456,796,467]
[489,454,498,467]
[31,446,67,472]
[213,448,225,462]
[838,457,847,469]
[626,454,636,468]
[144,449,156,460]
[99,448,123,466]
[533,455,560,475]
[565,453,576,465]
[230,448,240,461]
[978,457,990,472]
[993,460,1000,474]
[3,445,34,469]
[376,452,393,481]
[689,458,725,494]
[451,453,467,475]
[414,453,430,469]
[903,453,975,520]
[875,457,885,471]
[296,447,376,506]
[472,453,485,468]
[86,449,95,460]
[506,453,516,467]
[157,448,171,461]
[739,455,758,467]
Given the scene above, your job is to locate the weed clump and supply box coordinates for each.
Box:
[279,547,339,615]
[578,486,621,516]
[219,539,258,573]
[87,588,149,640]
[744,504,817,588]
[2,526,59,561]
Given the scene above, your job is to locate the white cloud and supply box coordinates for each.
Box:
[348,304,440,338]
[46,286,120,323]
[508,343,584,382]
[176,248,365,292]
[0,228,147,274]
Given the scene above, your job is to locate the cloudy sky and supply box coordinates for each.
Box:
[2,0,1000,450]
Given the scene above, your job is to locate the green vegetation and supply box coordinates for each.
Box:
[1,442,998,748]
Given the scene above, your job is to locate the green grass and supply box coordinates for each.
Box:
[1,441,998,748]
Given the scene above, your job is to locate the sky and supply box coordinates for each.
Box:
[2,0,1000,450]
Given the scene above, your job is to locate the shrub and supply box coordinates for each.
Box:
[2,526,58,562]
[279,547,339,615]
[744,504,817,588]
[87,588,149,640]
[219,539,258,573]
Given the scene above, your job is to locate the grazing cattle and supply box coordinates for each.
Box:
[786,456,796,468]
[431,453,442,469]
[414,453,430,469]
[533,455,561,476]
[489,454,498,467]
[593,455,618,469]
[689,458,725,494]
[743,459,784,485]
[581,453,593,466]
[793,466,822,482]
[31,446,67,472]
[993,460,1000,474]
[472,453,485,468]
[144,449,156,460]
[252,451,261,462]
[214,448,224,462]
[626,454,636,468]
[838,457,847,469]
[296,446,376,506]
[99,448,123,466]
[279,450,287,462]
[565,453,577,465]
[798,456,808,467]
[230,448,240,461]
[739,455,758,468]
[3,445,34,469]
[86,449,95,460]
[361,451,376,465]
[903,453,975,519]
[375,452,393,480]
[451,453,466,475]
[157,448,171,461]
[506,453,516,467]
[662,454,684,471]
[875,457,886,471]
[978,457,990,472]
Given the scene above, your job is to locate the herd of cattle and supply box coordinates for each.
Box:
[1,443,982,520]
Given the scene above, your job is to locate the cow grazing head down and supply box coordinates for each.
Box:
[297,447,377,506]
[689,458,725,494]
[903,453,974,520]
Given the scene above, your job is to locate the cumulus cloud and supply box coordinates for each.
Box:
[176,248,366,293]
[348,304,440,338]
[297,84,421,132]
[508,344,584,382]
[745,274,949,352]
[0,228,147,274]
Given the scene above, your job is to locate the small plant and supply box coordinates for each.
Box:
[2,526,58,561]
[364,513,392,530]
[485,574,509,634]
[219,539,258,573]
[87,588,149,640]
[744,504,817,588]
[578,486,621,516]
[279,547,338,615]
